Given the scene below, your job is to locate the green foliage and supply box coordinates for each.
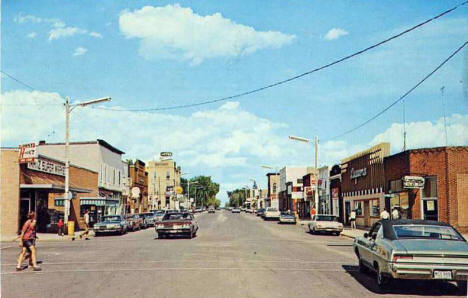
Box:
[181,176,220,207]
[226,188,248,207]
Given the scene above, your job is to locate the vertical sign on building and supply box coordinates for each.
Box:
[18,143,37,163]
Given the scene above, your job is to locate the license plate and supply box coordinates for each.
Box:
[434,270,452,279]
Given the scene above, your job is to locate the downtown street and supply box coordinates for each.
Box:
[1,210,464,298]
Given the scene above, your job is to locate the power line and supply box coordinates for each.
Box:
[93,1,468,112]
[1,70,36,90]
[326,41,468,141]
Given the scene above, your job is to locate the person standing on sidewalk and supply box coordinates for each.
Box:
[57,218,64,236]
[380,208,390,220]
[392,207,400,220]
[79,210,90,240]
[16,212,41,271]
[349,210,357,230]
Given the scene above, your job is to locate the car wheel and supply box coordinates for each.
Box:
[376,264,389,290]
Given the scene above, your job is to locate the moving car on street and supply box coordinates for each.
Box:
[232,208,241,213]
[153,210,166,222]
[263,207,280,220]
[308,215,343,235]
[208,207,215,213]
[155,212,199,239]
[279,212,296,224]
[353,219,468,291]
[93,215,128,236]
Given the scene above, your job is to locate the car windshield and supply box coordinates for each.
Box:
[102,216,121,222]
[393,225,463,241]
[316,216,336,221]
[267,208,278,212]
[281,212,293,216]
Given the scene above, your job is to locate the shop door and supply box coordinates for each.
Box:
[344,202,351,225]
[20,198,31,229]
[423,200,438,221]
[364,201,370,227]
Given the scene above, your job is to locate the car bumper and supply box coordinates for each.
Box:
[389,263,468,281]
[156,228,191,234]
[314,227,343,232]
[94,228,122,233]
[280,218,296,223]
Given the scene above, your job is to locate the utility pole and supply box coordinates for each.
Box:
[314,136,319,215]
[63,96,111,225]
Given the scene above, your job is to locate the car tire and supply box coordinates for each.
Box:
[376,264,389,290]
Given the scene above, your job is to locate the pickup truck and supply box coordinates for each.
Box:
[155,212,198,239]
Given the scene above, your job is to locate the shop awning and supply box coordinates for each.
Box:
[80,197,120,206]
[20,184,92,193]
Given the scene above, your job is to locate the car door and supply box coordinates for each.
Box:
[359,223,380,266]
[365,223,382,267]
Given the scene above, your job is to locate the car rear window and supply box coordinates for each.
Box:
[164,213,191,220]
[393,225,463,241]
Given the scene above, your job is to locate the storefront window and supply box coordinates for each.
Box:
[370,199,380,217]
[423,176,437,198]
[354,201,363,216]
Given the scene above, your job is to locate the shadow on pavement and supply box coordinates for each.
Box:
[342,265,465,296]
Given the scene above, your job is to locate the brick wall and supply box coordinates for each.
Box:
[1,149,20,239]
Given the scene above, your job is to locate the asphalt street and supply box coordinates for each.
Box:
[1,211,465,298]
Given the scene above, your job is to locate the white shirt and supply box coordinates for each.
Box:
[380,210,390,220]
[350,211,356,220]
[84,213,90,224]
[392,209,400,219]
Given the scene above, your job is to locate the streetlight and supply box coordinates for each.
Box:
[64,96,111,225]
[288,135,319,216]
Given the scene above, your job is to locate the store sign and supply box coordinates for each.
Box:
[350,168,367,179]
[331,188,339,199]
[19,143,37,163]
[160,152,173,160]
[27,157,65,176]
[402,176,425,189]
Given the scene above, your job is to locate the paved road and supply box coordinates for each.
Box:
[1,211,465,297]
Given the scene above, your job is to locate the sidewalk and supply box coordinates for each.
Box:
[1,231,92,245]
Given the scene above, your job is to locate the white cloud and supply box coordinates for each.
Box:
[371,114,468,152]
[89,32,103,38]
[324,28,349,40]
[73,47,88,56]
[119,4,295,65]
[26,32,37,39]
[49,26,87,41]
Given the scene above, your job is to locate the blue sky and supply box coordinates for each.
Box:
[2,1,468,203]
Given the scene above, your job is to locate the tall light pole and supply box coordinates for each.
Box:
[64,97,111,225]
[289,135,319,216]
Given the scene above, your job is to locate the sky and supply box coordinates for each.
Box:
[2,0,468,204]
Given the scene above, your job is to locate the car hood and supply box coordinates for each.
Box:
[397,239,468,255]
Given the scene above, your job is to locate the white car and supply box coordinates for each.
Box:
[263,207,280,220]
[308,215,343,235]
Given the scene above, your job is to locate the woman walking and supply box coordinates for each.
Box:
[16,212,41,271]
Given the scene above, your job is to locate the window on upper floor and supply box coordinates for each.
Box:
[273,183,277,193]
[166,171,170,179]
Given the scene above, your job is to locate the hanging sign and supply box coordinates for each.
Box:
[19,143,37,163]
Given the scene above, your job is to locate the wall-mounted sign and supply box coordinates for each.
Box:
[350,168,367,179]
[175,186,183,194]
[19,143,37,163]
[160,152,173,160]
[27,157,65,176]
[402,176,425,189]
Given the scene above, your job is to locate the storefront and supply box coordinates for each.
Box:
[384,147,468,232]
[341,143,389,228]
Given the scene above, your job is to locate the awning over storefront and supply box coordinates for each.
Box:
[20,184,92,193]
[80,197,120,206]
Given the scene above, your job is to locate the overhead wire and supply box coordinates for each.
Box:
[325,41,468,141]
[91,0,468,112]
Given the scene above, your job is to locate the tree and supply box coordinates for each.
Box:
[181,176,220,208]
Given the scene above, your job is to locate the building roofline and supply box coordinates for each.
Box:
[37,139,125,155]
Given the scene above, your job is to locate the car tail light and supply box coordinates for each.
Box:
[392,255,413,262]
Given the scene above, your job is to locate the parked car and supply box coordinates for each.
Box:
[354,219,468,291]
[155,212,199,239]
[208,207,215,213]
[140,212,156,228]
[126,214,143,231]
[256,208,265,217]
[232,208,241,213]
[153,210,166,222]
[263,207,280,220]
[279,212,297,224]
[245,209,254,214]
[308,215,343,235]
[93,215,127,236]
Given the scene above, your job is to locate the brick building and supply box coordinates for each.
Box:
[1,148,98,239]
[266,172,280,209]
[329,165,342,222]
[341,143,390,228]
[384,146,468,232]
[128,159,148,213]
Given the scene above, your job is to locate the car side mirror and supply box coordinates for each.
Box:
[363,232,369,238]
